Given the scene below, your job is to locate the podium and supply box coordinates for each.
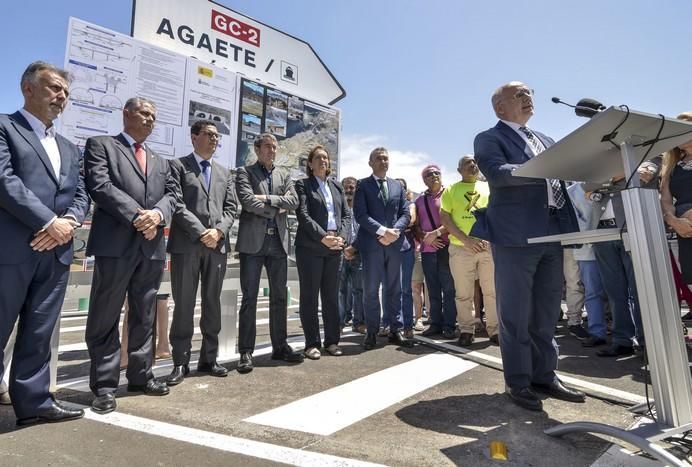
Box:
[514,107,692,466]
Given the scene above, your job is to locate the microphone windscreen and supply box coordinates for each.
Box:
[576,98,606,111]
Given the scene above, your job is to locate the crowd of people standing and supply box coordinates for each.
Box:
[1,61,691,426]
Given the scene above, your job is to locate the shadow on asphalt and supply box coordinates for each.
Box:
[396,393,611,466]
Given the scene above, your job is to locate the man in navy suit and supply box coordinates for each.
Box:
[473,81,585,411]
[0,61,90,425]
[353,147,413,350]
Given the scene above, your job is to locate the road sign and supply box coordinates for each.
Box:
[131,0,346,104]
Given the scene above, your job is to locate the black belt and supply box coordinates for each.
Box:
[266,227,277,235]
[598,219,617,228]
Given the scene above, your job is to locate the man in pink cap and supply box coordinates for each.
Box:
[414,165,457,339]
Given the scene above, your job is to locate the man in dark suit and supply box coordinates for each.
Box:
[473,81,585,411]
[0,61,90,425]
[353,147,413,350]
[85,97,177,414]
[165,120,237,385]
[235,133,303,373]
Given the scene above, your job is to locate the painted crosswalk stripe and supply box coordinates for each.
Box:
[245,353,477,436]
[82,410,385,467]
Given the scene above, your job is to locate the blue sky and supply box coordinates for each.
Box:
[2,0,691,191]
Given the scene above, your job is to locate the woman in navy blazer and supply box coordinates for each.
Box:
[295,146,351,358]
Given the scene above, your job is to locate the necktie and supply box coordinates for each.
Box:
[377,179,389,203]
[200,160,211,190]
[133,143,147,174]
[518,126,566,209]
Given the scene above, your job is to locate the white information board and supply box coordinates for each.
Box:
[60,17,239,167]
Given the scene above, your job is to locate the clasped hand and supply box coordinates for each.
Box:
[31,217,78,251]
[322,234,345,250]
[200,228,222,249]
[422,231,445,249]
[378,228,400,246]
[133,209,162,240]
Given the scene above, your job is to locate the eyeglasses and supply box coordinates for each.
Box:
[512,88,534,99]
[199,130,221,140]
[424,170,441,178]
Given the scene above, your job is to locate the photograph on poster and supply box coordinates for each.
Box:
[266,88,288,111]
[188,100,232,135]
[235,78,339,178]
[241,112,261,136]
[242,80,264,116]
[288,96,303,120]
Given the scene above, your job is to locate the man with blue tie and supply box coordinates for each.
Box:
[165,120,237,385]
[473,82,585,411]
[0,61,90,425]
[353,147,413,350]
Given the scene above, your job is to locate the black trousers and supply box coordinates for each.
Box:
[169,249,226,366]
[295,247,341,349]
[86,254,163,395]
[238,234,288,354]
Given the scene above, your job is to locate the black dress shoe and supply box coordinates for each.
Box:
[127,379,170,396]
[506,386,543,411]
[532,379,586,403]
[457,332,474,347]
[91,393,117,414]
[421,325,442,337]
[388,330,414,347]
[488,334,500,345]
[17,401,85,426]
[271,346,304,363]
[582,336,607,347]
[237,352,253,373]
[363,332,377,350]
[197,361,228,377]
[166,364,190,386]
[596,344,633,357]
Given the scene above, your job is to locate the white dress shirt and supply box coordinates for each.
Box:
[315,176,337,231]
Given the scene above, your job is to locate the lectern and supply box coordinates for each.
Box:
[515,107,692,466]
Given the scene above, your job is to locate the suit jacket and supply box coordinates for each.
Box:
[84,133,177,260]
[472,121,578,246]
[295,175,351,256]
[352,175,410,253]
[235,162,298,255]
[167,153,237,255]
[0,111,90,265]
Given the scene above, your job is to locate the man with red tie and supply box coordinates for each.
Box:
[84,97,177,414]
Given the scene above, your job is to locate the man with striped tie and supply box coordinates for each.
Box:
[472,81,584,411]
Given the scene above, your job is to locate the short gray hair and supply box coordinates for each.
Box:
[124,97,157,112]
[369,146,388,162]
[20,61,71,88]
[253,132,278,148]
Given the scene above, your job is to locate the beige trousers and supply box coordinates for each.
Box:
[449,244,498,336]
[563,248,584,326]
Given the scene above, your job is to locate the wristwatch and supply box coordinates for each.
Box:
[435,229,441,238]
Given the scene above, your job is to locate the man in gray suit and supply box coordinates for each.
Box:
[165,120,237,386]
[0,61,90,425]
[85,97,177,414]
[235,133,303,373]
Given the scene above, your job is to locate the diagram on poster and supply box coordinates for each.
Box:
[60,17,238,167]
[236,78,340,179]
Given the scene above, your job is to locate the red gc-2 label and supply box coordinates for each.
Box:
[211,9,261,47]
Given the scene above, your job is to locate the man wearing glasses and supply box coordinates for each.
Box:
[165,120,238,386]
[472,82,584,411]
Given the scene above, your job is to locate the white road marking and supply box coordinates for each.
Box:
[245,353,477,436]
[82,410,385,467]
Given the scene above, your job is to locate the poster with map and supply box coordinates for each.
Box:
[236,78,340,179]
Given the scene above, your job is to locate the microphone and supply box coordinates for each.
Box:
[552,96,606,118]
[575,98,606,118]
